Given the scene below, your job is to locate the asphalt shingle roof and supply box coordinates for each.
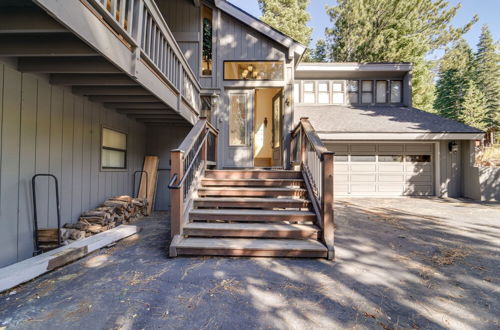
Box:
[294,105,483,134]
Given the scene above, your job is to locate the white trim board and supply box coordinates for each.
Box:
[297,63,412,72]
[319,132,484,141]
[0,225,139,293]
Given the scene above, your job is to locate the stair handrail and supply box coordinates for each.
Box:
[168,118,218,242]
[291,117,335,260]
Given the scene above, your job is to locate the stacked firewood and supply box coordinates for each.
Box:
[60,195,148,245]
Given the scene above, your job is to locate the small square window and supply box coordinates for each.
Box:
[361,81,373,104]
[406,155,431,163]
[351,155,376,162]
[334,155,348,162]
[303,81,316,104]
[348,80,359,104]
[101,128,127,169]
[318,81,330,104]
[379,155,403,162]
[332,81,344,104]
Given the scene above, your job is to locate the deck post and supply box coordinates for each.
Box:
[170,150,184,239]
[321,152,335,260]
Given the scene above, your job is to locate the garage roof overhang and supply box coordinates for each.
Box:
[319,132,485,141]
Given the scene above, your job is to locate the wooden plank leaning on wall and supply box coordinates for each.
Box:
[138,156,160,215]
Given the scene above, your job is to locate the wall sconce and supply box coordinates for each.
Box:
[285,96,291,106]
[448,141,458,152]
[211,91,219,107]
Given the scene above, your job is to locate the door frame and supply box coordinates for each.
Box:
[271,91,283,167]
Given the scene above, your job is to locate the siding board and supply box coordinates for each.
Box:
[0,60,147,268]
[0,66,22,266]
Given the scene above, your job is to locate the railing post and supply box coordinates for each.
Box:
[131,0,144,78]
[321,152,335,260]
[170,150,184,240]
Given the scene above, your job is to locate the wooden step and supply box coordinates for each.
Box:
[189,209,316,222]
[173,238,328,258]
[204,170,302,180]
[198,187,307,198]
[184,222,319,239]
[194,197,311,209]
[201,178,304,187]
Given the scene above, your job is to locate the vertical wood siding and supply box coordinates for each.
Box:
[0,61,146,268]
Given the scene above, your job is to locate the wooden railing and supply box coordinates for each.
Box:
[291,117,335,259]
[168,119,218,249]
[87,0,201,112]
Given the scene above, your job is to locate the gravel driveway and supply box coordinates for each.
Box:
[0,198,499,329]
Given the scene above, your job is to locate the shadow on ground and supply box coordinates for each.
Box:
[0,198,499,329]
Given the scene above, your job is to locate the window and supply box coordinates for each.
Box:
[101,128,127,169]
[348,80,359,104]
[293,83,300,103]
[361,81,373,104]
[229,94,247,146]
[379,155,403,162]
[390,80,403,103]
[406,155,431,163]
[376,80,388,103]
[224,61,284,80]
[318,81,330,104]
[332,81,345,104]
[351,155,376,162]
[201,6,213,76]
[303,81,316,104]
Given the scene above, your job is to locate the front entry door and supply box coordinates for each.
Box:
[226,91,254,168]
[271,92,282,167]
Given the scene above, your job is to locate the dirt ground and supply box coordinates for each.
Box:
[0,198,499,330]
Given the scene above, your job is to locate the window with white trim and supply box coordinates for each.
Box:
[361,80,373,104]
[303,81,316,104]
[390,80,403,103]
[293,83,300,103]
[101,128,127,169]
[376,80,388,103]
[348,80,359,104]
[332,81,344,104]
[318,81,330,104]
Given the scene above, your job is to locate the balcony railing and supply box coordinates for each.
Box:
[88,0,201,113]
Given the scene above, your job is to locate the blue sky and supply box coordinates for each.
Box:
[228,0,499,55]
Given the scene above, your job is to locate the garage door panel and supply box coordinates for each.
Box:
[379,174,404,182]
[379,144,404,152]
[351,174,376,182]
[379,164,405,172]
[406,144,432,153]
[351,184,376,192]
[406,164,432,173]
[406,174,432,183]
[334,184,349,193]
[351,164,376,172]
[335,164,349,172]
[334,174,349,182]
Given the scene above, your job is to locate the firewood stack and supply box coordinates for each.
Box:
[60,195,147,245]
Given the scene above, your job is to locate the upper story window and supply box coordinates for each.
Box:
[347,80,359,104]
[318,81,330,104]
[294,79,404,105]
[101,127,127,170]
[332,81,345,104]
[201,6,213,76]
[224,61,284,81]
[376,80,388,103]
[303,81,316,103]
[391,80,403,103]
[361,80,373,104]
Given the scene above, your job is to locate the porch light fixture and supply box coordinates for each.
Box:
[448,141,458,152]
[211,91,219,107]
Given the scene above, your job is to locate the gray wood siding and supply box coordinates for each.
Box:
[145,125,191,211]
[0,61,146,268]
[438,140,462,198]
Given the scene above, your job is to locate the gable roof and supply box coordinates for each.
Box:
[213,0,307,61]
[295,105,484,140]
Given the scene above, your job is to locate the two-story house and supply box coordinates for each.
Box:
[0,0,486,265]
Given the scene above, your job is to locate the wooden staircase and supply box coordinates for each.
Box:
[170,169,328,258]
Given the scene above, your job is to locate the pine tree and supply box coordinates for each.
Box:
[309,39,328,62]
[475,25,500,127]
[324,0,477,112]
[434,39,474,120]
[459,81,489,130]
[258,0,312,47]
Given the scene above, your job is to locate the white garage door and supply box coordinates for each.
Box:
[328,143,434,196]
